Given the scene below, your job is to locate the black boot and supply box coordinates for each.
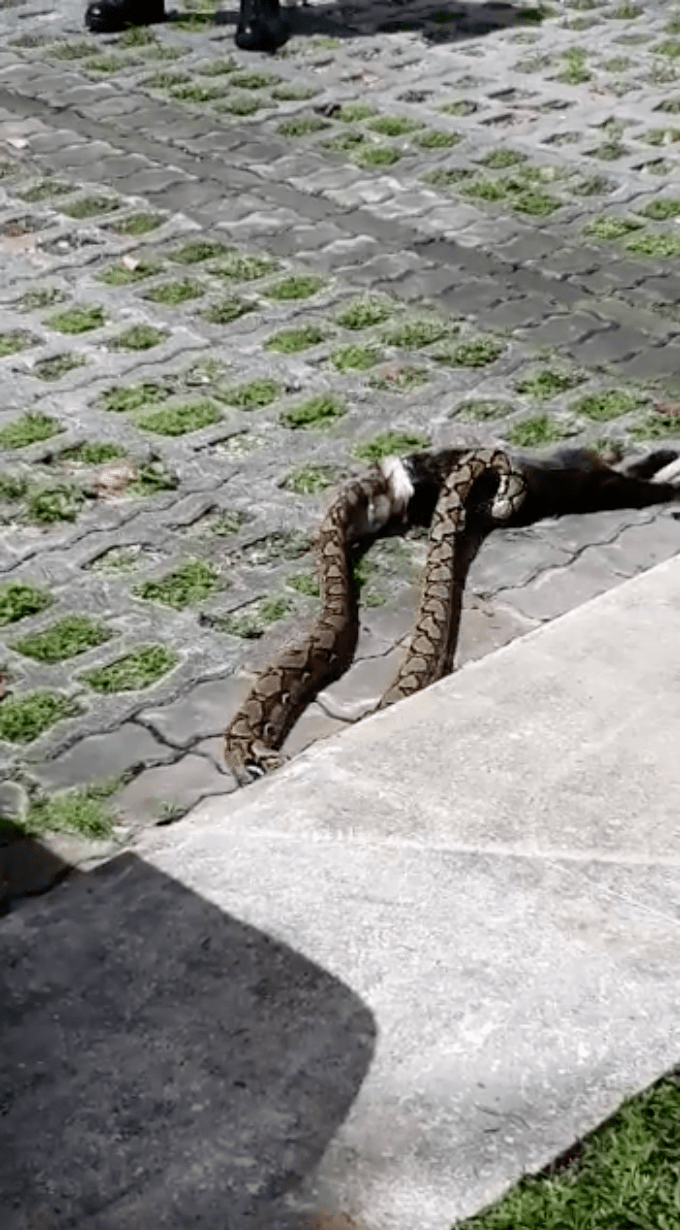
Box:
[85,0,165,33]
[235,0,287,53]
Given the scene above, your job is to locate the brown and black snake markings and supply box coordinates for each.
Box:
[224,444,680,786]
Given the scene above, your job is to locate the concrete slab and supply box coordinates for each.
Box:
[139,555,680,1227]
[3,557,680,1230]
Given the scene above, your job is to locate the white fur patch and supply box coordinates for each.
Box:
[380,455,415,514]
[653,456,680,485]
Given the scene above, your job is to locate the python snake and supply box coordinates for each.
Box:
[224,449,526,786]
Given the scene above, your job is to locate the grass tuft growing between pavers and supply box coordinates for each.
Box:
[80,644,178,693]
[22,782,117,838]
[0,412,62,450]
[0,581,52,626]
[11,615,112,662]
[0,690,84,743]
[134,559,220,608]
[354,430,431,464]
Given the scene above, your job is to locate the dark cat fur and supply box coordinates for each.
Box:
[403,446,680,530]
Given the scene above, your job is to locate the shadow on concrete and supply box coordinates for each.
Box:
[0,817,73,917]
[209,0,543,46]
[0,851,376,1229]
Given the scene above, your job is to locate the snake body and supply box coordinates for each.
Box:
[224,449,525,785]
[224,458,414,786]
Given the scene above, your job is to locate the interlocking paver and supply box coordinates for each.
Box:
[0,0,677,884]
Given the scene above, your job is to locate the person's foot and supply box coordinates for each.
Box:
[235,0,287,52]
[85,0,165,34]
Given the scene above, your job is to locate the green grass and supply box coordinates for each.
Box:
[132,460,178,495]
[572,389,645,420]
[80,644,178,693]
[26,484,84,524]
[48,306,106,334]
[0,331,39,358]
[135,559,220,608]
[412,128,462,149]
[455,399,514,421]
[23,783,116,839]
[143,279,206,305]
[590,140,628,160]
[0,581,52,626]
[209,251,277,281]
[223,378,281,409]
[422,168,473,190]
[111,212,166,236]
[0,412,62,450]
[460,1075,680,1230]
[170,238,228,263]
[146,69,191,89]
[508,414,572,448]
[264,274,326,301]
[11,615,112,662]
[230,70,276,89]
[0,690,83,743]
[324,131,366,153]
[197,56,237,74]
[18,179,72,203]
[630,411,680,441]
[383,318,448,349]
[278,114,331,137]
[439,99,477,116]
[62,441,125,465]
[571,174,612,196]
[0,474,29,502]
[625,231,680,257]
[283,463,337,494]
[201,297,256,325]
[17,286,65,311]
[336,296,394,330]
[286,571,320,598]
[280,394,345,429]
[435,338,504,367]
[367,115,423,136]
[515,367,585,400]
[137,400,222,436]
[354,430,430,464]
[645,127,680,145]
[584,214,644,240]
[61,195,122,219]
[196,509,245,536]
[337,102,377,122]
[47,38,96,59]
[98,380,170,413]
[556,46,592,83]
[33,353,87,381]
[218,595,292,638]
[330,344,383,371]
[479,149,528,169]
[636,197,680,220]
[265,323,326,353]
[108,325,167,351]
[98,258,164,286]
[351,145,401,168]
[170,82,231,103]
[214,94,263,116]
[271,83,318,101]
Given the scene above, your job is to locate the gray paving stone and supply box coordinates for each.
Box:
[114,750,234,823]
[497,552,629,623]
[34,724,176,790]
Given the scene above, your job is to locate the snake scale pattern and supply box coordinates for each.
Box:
[224,449,526,786]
